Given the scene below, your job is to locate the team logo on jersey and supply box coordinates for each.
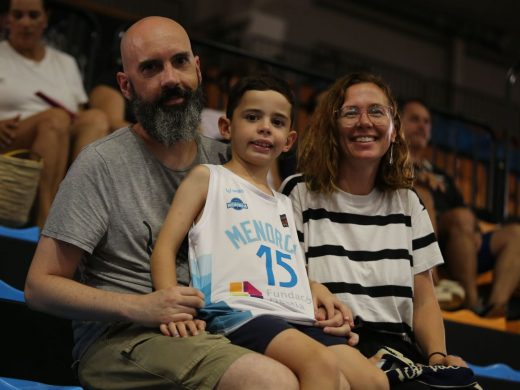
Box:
[280,214,289,227]
[227,197,248,210]
[229,281,263,298]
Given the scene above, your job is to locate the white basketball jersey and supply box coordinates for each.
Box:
[189,165,315,334]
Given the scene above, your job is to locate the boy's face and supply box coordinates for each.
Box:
[220,90,296,167]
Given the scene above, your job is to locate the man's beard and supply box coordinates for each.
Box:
[129,82,204,146]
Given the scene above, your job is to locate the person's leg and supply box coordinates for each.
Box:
[438,207,481,308]
[70,108,109,160]
[89,85,131,132]
[328,345,389,389]
[226,315,347,389]
[216,350,299,390]
[266,328,346,390]
[486,224,520,317]
[7,109,71,227]
[298,325,389,390]
[79,323,297,390]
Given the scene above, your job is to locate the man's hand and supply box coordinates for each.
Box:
[131,286,205,327]
[0,115,20,149]
[160,319,206,337]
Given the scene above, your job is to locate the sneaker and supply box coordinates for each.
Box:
[376,346,482,389]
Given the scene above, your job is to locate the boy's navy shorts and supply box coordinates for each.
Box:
[226,315,349,354]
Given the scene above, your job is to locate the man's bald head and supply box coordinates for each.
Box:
[116,16,203,146]
[120,16,193,73]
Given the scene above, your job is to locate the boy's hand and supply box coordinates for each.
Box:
[160,319,206,337]
[310,281,354,328]
[315,307,359,346]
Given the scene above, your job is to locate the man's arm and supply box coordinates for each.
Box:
[25,236,203,326]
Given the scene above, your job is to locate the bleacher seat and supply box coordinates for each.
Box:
[0,377,81,390]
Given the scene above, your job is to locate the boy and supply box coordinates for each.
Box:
[151,74,388,390]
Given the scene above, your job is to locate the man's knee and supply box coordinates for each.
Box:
[439,207,476,233]
[491,223,520,252]
[74,108,110,135]
[218,353,298,390]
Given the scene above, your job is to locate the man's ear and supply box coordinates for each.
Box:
[218,116,232,141]
[117,72,131,99]
[282,130,297,153]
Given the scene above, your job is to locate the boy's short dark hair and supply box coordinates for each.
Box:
[225,73,296,126]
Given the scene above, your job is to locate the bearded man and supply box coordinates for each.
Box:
[24,16,302,390]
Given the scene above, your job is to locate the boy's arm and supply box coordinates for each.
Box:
[151,165,210,291]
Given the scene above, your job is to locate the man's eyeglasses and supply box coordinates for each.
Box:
[335,104,393,127]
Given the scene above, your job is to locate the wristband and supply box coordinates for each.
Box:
[427,351,447,362]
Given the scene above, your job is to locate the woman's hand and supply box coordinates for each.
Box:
[428,353,467,367]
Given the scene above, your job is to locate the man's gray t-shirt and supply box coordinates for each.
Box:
[42,127,229,360]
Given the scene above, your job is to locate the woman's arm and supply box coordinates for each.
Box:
[413,270,466,366]
[150,165,210,291]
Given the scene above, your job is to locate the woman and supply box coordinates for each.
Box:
[281,72,465,368]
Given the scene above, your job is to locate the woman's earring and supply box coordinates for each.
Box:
[389,142,394,165]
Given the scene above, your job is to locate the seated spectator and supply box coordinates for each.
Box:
[282,72,467,373]
[0,0,109,163]
[89,72,134,132]
[0,110,69,227]
[401,99,520,317]
[89,24,135,133]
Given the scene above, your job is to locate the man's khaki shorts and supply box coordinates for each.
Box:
[78,323,249,390]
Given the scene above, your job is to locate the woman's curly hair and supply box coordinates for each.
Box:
[298,72,413,193]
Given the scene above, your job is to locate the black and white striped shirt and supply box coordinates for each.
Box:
[281,174,443,338]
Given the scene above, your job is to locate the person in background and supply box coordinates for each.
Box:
[282,72,466,370]
[0,110,70,227]
[0,0,109,163]
[89,23,135,133]
[401,99,520,317]
[89,78,134,132]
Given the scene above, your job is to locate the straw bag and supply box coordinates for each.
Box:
[0,149,43,227]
